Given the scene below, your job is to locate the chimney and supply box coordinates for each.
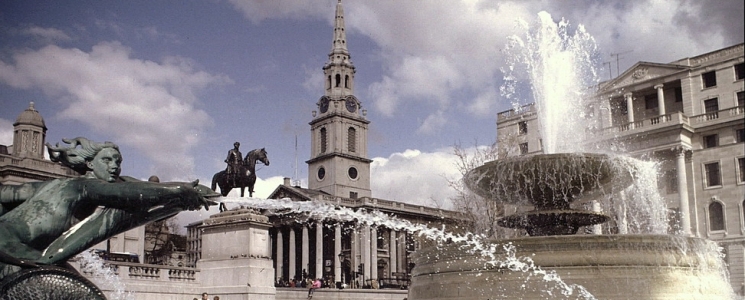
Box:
[284,177,291,186]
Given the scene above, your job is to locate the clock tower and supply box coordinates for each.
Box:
[307,0,371,198]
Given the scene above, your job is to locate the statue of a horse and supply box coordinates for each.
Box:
[211,148,269,198]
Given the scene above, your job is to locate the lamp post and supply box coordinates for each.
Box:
[337,252,345,288]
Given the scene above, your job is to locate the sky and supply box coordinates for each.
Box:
[1,0,743,229]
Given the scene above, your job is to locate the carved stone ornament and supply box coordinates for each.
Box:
[632,67,648,79]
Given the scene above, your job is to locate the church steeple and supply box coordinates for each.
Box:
[308,0,371,199]
[323,0,355,98]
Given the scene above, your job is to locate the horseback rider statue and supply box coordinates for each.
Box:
[225,142,243,186]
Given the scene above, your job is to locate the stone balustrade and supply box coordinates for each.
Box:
[77,260,199,283]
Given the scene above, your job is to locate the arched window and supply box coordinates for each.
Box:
[327,75,332,90]
[345,75,350,88]
[320,128,327,153]
[335,74,341,87]
[709,201,725,231]
[347,127,356,152]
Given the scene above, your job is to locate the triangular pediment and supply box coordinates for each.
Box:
[268,185,330,202]
[600,62,689,92]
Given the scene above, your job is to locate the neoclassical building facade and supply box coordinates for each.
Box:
[497,43,745,294]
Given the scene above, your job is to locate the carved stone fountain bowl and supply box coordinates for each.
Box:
[464,153,630,208]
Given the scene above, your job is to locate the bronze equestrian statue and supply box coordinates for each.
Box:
[212,147,269,198]
[0,137,218,299]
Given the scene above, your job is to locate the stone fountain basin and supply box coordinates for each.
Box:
[464,153,630,208]
[408,235,733,300]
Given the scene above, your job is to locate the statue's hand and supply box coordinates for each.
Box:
[190,180,220,210]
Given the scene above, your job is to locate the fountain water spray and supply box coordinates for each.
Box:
[220,196,596,299]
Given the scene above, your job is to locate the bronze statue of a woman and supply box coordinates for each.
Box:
[0,137,217,297]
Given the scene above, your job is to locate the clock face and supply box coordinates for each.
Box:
[345,99,357,112]
[317,167,325,180]
[319,97,329,113]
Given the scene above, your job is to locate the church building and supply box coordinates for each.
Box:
[187,0,465,289]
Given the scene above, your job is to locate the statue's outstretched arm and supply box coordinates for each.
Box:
[36,179,218,264]
[75,179,212,212]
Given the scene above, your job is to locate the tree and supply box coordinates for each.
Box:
[144,216,180,265]
[446,139,523,239]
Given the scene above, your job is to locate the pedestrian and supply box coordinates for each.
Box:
[201,292,209,300]
[307,278,321,299]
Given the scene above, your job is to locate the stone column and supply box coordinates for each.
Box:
[351,226,358,288]
[655,84,666,116]
[397,231,406,273]
[362,224,371,284]
[370,226,378,282]
[676,147,692,236]
[276,229,284,281]
[289,227,296,280]
[302,225,309,277]
[334,223,342,283]
[624,92,634,127]
[315,222,323,279]
[389,230,397,278]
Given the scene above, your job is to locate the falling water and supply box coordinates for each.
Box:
[502,11,600,154]
[500,11,669,233]
[220,197,597,299]
[75,251,134,300]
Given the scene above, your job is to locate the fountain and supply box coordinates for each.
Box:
[405,12,734,300]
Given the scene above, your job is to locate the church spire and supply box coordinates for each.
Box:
[323,0,355,98]
[331,0,349,56]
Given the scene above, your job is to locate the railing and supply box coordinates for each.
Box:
[691,106,743,124]
[77,260,199,282]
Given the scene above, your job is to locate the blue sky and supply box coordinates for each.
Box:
[1,0,743,226]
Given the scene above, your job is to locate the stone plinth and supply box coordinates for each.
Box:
[198,209,276,300]
[409,235,734,299]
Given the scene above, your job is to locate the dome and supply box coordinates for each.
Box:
[14,102,46,129]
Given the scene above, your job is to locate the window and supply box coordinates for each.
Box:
[705,162,722,187]
[736,128,745,143]
[335,74,341,87]
[518,121,528,135]
[348,167,358,179]
[349,191,358,199]
[704,98,719,113]
[735,63,744,81]
[702,71,717,88]
[645,94,658,110]
[347,127,356,152]
[519,143,528,155]
[708,202,725,231]
[738,157,745,183]
[703,134,718,148]
[320,128,327,153]
[674,87,683,102]
[737,91,744,107]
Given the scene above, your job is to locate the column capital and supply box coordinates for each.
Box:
[672,145,692,156]
[624,92,633,98]
[654,83,664,89]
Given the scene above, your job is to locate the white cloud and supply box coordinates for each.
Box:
[370,148,461,209]
[416,110,448,135]
[22,26,72,42]
[0,41,232,180]
[227,0,331,24]
[0,118,13,146]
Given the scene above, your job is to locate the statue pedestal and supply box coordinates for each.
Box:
[198,209,276,300]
